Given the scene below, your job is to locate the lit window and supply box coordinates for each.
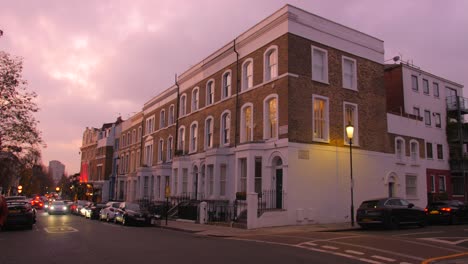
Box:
[313,96,329,142]
[264,96,278,139]
[311,46,328,83]
[241,105,253,143]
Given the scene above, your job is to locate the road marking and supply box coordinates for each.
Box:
[302,241,317,246]
[419,237,468,245]
[345,250,365,255]
[392,231,443,237]
[359,258,384,264]
[329,241,425,261]
[421,252,468,264]
[372,255,396,262]
[399,262,413,264]
[321,245,339,250]
[44,226,78,233]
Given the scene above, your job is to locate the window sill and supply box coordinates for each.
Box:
[312,78,329,85]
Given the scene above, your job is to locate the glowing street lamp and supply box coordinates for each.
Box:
[346,123,355,227]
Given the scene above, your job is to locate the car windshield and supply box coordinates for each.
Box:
[52,201,65,205]
[6,196,27,201]
[359,200,380,208]
[125,203,140,211]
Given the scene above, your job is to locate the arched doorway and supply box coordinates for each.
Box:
[273,157,283,209]
[386,173,397,198]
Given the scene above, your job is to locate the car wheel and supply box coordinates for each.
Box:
[122,217,127,226]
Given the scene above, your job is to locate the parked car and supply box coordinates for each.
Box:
[80,202,93,217]
[48,200,68,215]
[4,199,36,230]
[356,197,427,229]
[85,203,107,220]
[99,201,121,222]
[114,202,152,226]
[30,197,44,210]
[70,200,89,215]
[425,200,468,224]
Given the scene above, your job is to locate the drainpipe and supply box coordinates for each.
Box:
[234,39,240,147]
[175,74,180,154]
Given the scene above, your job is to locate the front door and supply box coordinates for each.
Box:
[275,169,283,209]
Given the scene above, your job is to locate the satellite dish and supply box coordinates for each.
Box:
[393,56,400,63]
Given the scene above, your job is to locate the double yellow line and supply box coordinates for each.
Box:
[422,252,468,263]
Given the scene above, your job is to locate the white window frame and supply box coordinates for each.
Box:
[206,80,215,106]
[342,56,357,90]
[180,94,187,117]
[434,113,441,128]
[405,174,417,197]
[311,45,329,84]
[438,175,446,192]
[144,141,153,167]
[264,45,278,82]
[411,75,419,91]
[424,110,431,126]
[312,95,329,142]
[167,136,173,162]
[158,138,164,163]
[145,116,155,135]
[192,87,199,112]
[222,70,232,99]
[205,116,214,149]
[410,139,419,162]
[168,104,175,125]
[220,164,227,197]
[240,103,253,143]
[138,126,142,142]
[263,94,278,140]
[433,82,439,98]
[343,102,359,145]
[220,110,231,146]
[159,109,166,129]
[190,121,198,153]
[178,126,185,154]
[430,175,435,193]
[242,58,254,91]
[423,79,429,95]
[395,137,405,161]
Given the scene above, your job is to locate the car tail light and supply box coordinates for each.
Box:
[441,207,452,212]
[424,208,428,213]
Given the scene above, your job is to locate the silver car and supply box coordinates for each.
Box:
[99,201,121,222]
[48,201,68,215]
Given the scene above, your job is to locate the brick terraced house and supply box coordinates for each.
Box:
[80,5,464,228]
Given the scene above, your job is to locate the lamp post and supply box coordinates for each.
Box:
[346,123,355,227]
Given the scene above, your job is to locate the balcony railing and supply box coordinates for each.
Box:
[447,95,468,113]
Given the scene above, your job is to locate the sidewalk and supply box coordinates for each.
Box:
[156,219,360,237]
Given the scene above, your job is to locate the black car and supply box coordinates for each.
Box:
[114,202,152,226]
[425,200,468,224]
[4,199,36,230]
[356,197,426,229]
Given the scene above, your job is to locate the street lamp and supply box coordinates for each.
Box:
[346,123,355,227]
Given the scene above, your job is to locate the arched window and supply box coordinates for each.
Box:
[190,122,198,153]
[264,46,278,81]
[192,87,199,111]
[242,59,253,91]
[180,94,187,116]
[206,80,215,106]
[160,109,166,129]
[158,138,164,163]
[241,104,253,143]
[167,136,173,161]
[395,137,405,161]
[205,116,214,149]
[168,105,175,125]
[222,71,232,99]
[263,95,278,140]
[220,111,231,145]
[178,126,185,154]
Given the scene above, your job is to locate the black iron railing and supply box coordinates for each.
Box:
[258,189,286,216]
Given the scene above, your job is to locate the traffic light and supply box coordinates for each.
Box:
[18,185,23,194]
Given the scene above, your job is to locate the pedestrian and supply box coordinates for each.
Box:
[0,192,8,231]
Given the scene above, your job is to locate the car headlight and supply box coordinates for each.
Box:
[50,206,55,210]
[45,204,49,208]
[63,206,67,210]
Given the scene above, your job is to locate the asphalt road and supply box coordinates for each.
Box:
[0,210,362,264]
[233,224,468,264]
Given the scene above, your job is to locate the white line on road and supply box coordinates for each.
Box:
[392,231,443,237]
[329,241,425,261]
[371,255,396,262]
[345,250,365,255]
[359,258,384,264]
[321,245,339,250]
[399,262,413,264]
[302,241,317,246]
[419,237,468,245]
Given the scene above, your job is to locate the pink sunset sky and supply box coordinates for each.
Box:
[1,0,467,174]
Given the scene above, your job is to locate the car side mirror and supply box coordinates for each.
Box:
[408,203,414,208]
